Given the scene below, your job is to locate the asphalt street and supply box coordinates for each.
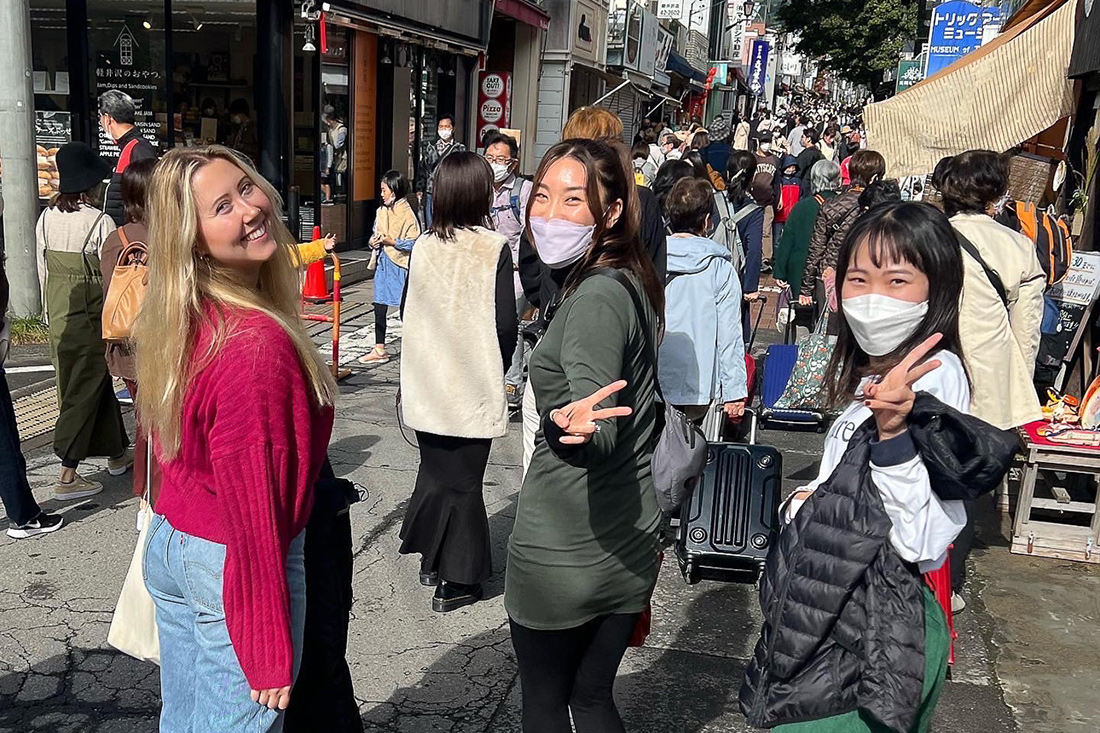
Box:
[0,279,1096,732]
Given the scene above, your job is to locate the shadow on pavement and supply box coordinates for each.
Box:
[0,647,159,733]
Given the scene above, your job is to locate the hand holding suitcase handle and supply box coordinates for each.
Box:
[550,380,633,446]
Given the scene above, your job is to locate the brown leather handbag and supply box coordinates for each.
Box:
[102,227,148,342]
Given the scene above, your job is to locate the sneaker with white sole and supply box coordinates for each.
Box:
[53,474,103,501]
[6,513,64,539]
[951,591,966,614]
[108,449,135,476]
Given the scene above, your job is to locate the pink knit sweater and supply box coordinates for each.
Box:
[155,306,334,689]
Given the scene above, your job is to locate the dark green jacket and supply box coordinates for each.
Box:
[774,190,836,288]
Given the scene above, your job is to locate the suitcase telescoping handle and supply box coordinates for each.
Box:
[747,294,767,351]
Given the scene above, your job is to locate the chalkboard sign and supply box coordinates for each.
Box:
[1042,251,1100,375]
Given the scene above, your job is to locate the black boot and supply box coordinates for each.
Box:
[432,580,483,613]
[419,559,438,587]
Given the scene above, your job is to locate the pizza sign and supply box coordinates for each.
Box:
[477,71,512,146]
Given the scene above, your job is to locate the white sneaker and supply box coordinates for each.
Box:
[951,592,966,614]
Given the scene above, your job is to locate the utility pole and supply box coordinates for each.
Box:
[0,0,41,316]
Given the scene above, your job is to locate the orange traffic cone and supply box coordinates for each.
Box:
[302,225,330,301]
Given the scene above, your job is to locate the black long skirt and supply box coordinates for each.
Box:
[399,431,493,585]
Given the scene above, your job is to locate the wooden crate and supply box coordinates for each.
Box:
[1011,436,1100,564]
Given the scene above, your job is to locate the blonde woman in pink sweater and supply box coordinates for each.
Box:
[133,146,336,731]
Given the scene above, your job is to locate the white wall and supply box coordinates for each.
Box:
[535,61,568,160]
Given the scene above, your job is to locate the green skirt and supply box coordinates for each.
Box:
[775,587,950,733]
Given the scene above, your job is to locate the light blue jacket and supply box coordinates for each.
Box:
[659,234,747,406]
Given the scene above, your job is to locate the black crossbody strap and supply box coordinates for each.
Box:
[591,267,665,402]
[956,231,1009,311]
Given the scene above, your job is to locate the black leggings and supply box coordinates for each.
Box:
[509,613,640,733]
[374,303,388,345]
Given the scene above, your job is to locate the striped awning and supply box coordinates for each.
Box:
[864,0,1076,178]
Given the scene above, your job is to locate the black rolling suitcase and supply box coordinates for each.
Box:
[676,439,782,584]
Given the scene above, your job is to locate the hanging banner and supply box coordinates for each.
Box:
[896,59,924,93]
[926,1,1003,77]
[477,71,512,145]
[352,32,378,202]
[748,39,770,97]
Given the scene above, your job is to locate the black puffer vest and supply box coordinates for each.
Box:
[739,394,1017,732]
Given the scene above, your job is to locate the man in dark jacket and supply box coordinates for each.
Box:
[99,90,156,226]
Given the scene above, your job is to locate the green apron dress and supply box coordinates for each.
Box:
[44,213,127,464]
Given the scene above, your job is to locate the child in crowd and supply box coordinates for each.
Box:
[741,202,1016,733]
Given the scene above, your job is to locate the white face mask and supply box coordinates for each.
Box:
[529,216,595,269]
[490,162,511,183]
[842,293,929,357]
[438,127,453,141]
[633,158,646,169]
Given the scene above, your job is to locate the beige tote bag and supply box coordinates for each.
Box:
[107,445,160,664]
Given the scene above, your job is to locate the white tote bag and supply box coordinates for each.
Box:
[107,445,160,664]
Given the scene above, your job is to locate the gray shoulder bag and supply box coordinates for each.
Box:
[595,268,708,515]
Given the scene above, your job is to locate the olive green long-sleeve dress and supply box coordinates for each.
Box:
[505,271,662,630]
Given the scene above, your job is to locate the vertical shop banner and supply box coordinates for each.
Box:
[926,1,1003,77]
[895,59,924,93]
[637,7,658,78]
[96,24,162,160]
[35,111,71,199]
[352,32,378,202]
[477,72,512,145]
[748,39,770,96]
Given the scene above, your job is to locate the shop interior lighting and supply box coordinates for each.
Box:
[302,23,317,52]
[380,41,393,65]
[142,19,152,29]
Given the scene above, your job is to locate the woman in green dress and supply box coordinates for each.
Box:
[35,142,131,500]
[504,138,664,733]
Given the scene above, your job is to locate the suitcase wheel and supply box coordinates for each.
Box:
[684,558,699,585]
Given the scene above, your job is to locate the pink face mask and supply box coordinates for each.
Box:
[529,216,595,269]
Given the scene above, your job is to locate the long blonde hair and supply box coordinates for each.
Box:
[134,146,336,458]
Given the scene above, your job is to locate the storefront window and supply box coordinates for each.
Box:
[169,1,258,161]
[320,26,350,240]
[30,0,72,200]
[87,0,169,160]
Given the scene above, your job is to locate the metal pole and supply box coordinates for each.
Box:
[0,0,41,316]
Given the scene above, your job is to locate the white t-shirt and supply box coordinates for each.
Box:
[788,350,970,572]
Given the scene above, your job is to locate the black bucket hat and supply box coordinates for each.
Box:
[56,142,112,194]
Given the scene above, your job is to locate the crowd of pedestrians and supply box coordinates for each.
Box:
[0,89,1051,733]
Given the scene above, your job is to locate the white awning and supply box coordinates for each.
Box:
[864,0,1075,178]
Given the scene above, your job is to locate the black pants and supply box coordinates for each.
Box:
[374,303,388,345]
[0,368,42,526]
[285,459,364,733]
[950,498,976,594]
[509,613,640,733]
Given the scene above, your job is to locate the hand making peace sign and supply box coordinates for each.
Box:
[550,380,634,446]
[863,333,944,441]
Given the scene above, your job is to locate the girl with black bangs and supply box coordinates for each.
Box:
[740,202,1020,733]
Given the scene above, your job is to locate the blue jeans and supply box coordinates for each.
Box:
[143,514,307,733]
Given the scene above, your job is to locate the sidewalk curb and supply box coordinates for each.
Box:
[12,376,55,402]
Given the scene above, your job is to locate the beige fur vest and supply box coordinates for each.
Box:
[400,226,508,439]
